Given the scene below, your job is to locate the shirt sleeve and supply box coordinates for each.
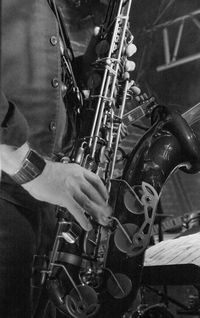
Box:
[0,91,29,147]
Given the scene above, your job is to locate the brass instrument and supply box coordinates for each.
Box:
[35,1,200,317]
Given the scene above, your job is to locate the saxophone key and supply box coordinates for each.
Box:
[65,285,99,318]
[61,222,82,244]
[114,223,139,254]
[126,43,137,57]
[106,272,132,299]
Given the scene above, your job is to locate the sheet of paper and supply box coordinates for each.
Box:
[144,232,200,266]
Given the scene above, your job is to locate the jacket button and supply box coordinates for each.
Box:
[50,36,58,46]
[49,121,56,131]
[51,78,59,88]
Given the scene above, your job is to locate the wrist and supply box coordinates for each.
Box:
[0,143,46,185]
[11,148,46,185]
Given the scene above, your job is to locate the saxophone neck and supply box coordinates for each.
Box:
[152,105,200,173]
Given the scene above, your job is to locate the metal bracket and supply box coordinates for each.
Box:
[145,9,200,71]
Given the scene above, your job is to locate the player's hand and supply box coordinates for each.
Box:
[23,161,112,231]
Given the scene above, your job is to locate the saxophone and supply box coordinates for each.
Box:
[35,1,200,318]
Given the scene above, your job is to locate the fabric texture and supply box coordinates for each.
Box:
[0,196,57,318]
[1,0,66,157]
[0,1,78,316]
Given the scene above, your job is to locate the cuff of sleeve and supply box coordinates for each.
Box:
[0,96,29,147]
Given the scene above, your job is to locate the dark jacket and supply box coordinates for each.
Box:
[1,0,68,157]
[0,0,80,209]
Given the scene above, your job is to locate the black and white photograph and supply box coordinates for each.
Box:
[1,1,200,317]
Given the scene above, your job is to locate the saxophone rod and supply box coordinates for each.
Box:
[89,2,123,148]
[90,0,133,156]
